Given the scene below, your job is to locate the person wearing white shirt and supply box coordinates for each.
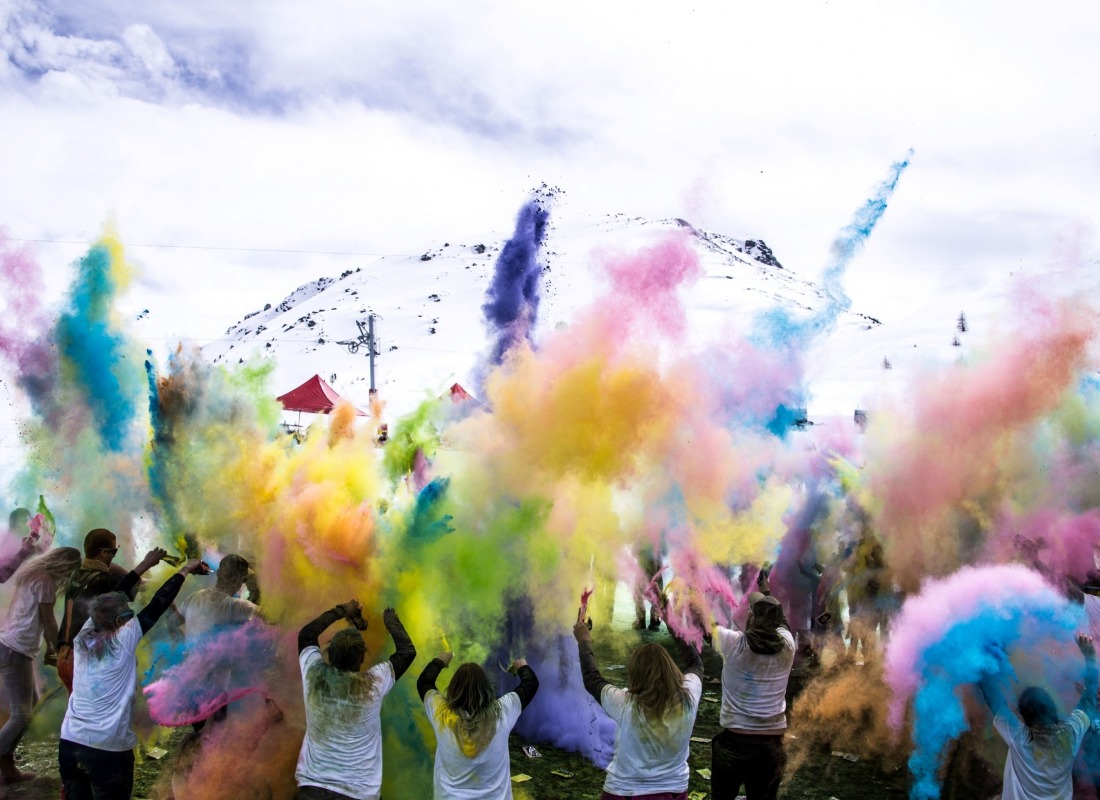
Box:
[417,652,539,799]
[0,546,80,796]
[172,553,261,731]
[295,599,415,800]
[573,618,703,800]
[58,557,210,800]
[978,634,1097,800]
[710,574,796,800]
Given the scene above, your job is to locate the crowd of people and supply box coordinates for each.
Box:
[0,507,1097,800]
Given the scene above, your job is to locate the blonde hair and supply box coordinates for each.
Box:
[626,643,692,723]
[14,547,81,592]
[439,663,503,758]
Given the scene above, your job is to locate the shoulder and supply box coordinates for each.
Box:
[122,617,143,645]
[779,628,796,650]
[992,711,1019,739]
[370,660,396,688]
[423,689,442,713]
[600,684,628,712]
[684,671,704,701]
[299,645,322,672]
[715,625,742,650]
[501,691,522,718]
[27,572,55,599]
[1070,709,1090,736]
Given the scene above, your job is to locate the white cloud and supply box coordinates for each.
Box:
[0,0,1097,352]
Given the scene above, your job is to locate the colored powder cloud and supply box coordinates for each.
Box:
[482,194,551,366]
[754,150,912,348]
[884,564,1083,800]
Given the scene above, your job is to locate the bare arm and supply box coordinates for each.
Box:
[39,603,59,660]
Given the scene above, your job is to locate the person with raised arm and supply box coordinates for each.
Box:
[417,652,538,799]
[56,529,168,691]
[979,634,1097,800]
[295,600,415,800]
[573,614,702,800]
[58,557,210,800]
[710,569,796,800]
[0,508,47,584]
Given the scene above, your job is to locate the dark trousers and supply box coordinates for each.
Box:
[296,786,355,800]
[711,730,786,800]
[59,738,135,800]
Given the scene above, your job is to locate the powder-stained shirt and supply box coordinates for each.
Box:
[60,618,144,752]
[599,673,703,796]
[296,647,395,800]
[425,690,522,800]
[0,573,55,657]
[994,709,1089,800]
[178,588,257,642]
[714,625,795,731]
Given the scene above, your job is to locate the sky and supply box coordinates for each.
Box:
[2,0,1098,347]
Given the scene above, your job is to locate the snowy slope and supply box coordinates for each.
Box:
[202,213,894,423]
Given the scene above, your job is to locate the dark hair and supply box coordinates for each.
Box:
[83,528,116,558]
[626,643,692,722]
[327,629,366,671]
[446,663,496,716]
[1018,686,1059,729]
[439,663,502,756]
[308,632,375,715]
[216,554,249,592]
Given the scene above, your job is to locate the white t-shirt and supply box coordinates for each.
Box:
[994,709,1089,800]
[714,625,795,731]
[295,647,396,800]
[425,690,522,799]
[0,573,55,657]
[60,618,144,751]
[178,588,257,642]
[600,673,703,796]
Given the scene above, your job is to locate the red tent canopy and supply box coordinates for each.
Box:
[447,383,475,403]
[277,374,366,416]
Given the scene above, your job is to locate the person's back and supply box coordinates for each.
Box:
[995,708,1088,800]
[979,636,1097,800]
[599,665,702,794]
[427,692,521,798]
[714,624,795,730]
[418,656,538,800]
[295,600,415,800]
[574,620,703,798]
[297,650,394,797]
[177,555,258,643]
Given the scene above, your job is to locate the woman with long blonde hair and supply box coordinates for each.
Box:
[417,653,539,798]
[0,546,81,794]
[574,616,703,800]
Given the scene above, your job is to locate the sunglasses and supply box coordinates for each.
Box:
[102,548,119,556]
[116,610,135,623]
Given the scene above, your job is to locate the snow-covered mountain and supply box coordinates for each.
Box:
[203,213,910,424]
